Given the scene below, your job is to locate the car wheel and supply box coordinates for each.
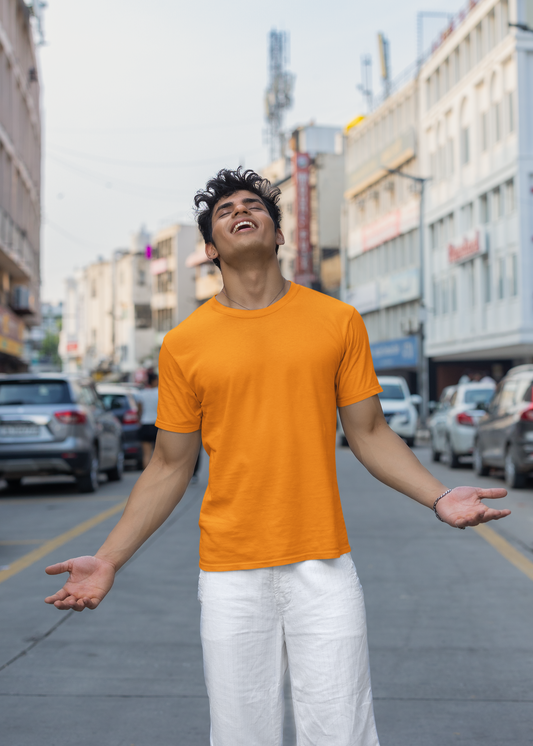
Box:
[405,436,415,448]
[446,437,460,469]
[430,436,441,462]
[5,478,22,490]
[473,444,489,477]
[106,449,124,482]
[504,448,526,489]
[77,448,100,493]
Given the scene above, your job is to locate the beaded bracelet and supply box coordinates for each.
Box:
[433,489,466,529]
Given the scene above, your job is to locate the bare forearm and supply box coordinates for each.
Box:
[347,420,447,509]
[95,454,192,571]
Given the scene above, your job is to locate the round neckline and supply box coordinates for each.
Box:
[209,281,299,319]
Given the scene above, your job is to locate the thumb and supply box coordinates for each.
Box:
[45,561,71,576]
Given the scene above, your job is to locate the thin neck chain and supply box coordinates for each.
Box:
[220,280,287,311]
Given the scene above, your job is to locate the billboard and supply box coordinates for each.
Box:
[292,152,315,287]
[371,335,419,370]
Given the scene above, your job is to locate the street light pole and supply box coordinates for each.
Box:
[385,167,431,424]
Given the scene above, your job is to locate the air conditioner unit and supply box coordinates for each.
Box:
[10,285,32,313]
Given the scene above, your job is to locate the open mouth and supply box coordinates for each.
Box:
[232,221,257,234]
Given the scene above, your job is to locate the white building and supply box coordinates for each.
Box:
[150,223,196,348]
[60,229,154,375]
[420,0,529,392]
[343,81,422,392]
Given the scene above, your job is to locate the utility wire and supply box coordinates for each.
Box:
[47,143,262,169]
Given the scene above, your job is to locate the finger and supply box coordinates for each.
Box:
[45,561,71,575]
[82,597,100,610]
[476,488,508,499]
[480,509,512,523]
[44,588,69,604]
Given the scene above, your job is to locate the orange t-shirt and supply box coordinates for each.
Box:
[155,283,381,571]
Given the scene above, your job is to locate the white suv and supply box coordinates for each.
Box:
[377,376,420,447]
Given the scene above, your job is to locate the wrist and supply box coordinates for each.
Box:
[433,488,466,530]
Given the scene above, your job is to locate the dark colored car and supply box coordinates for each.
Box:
[0,374,124,492]
[474,364,533,488]
[96,384,142,470]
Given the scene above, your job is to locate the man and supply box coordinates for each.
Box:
[45,168,510,746]
[136,371,159,469]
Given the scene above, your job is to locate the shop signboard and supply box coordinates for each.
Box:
[371,335,419,371]
[347,198,419,258]
[448,231,483,264]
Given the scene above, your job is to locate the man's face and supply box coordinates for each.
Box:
[206,190,284,268]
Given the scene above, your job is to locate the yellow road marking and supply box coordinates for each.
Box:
[0,499,127,584]
[473,524,533,582]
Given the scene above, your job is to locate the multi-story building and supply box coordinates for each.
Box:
[263,124,345,297]
[61,230,154,374]
[150,223,196,348]
[0,0,42,371]
[113,229,153,372]
[420,0,528,392]
[343,80,422,392]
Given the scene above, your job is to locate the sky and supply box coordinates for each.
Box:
[39,0,465,302]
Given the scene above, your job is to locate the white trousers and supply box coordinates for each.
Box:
[198,553,381,746]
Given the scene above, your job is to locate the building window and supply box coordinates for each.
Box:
[468,261,476,306]
[483,256,491,303]
[505,179,515,214]
[506,90,515,133]
[480,193,490,223]
[442,279,449,314]
[488,9,496,50]
[460,127,470,164]
[461,202,473,232]
[454,47,461,85]
[475,22,484,63]
[451,275,458,312]
[493,101,502,142]
[481,112,488,151]
[433,280,440,315]
[447,138,454,175]
[497,257,505,299]
[492,187,502,220]
[509,254,518,296]
[138,269,146,286]
[501,0,509,37]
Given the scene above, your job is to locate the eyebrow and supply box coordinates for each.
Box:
[214,197,263,215]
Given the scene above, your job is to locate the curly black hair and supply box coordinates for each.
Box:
[193,167,282,270]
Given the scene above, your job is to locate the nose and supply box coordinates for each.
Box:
[232,201,251,216]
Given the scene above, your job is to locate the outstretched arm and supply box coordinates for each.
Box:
[339,396,510,528]
[44,428,201,611]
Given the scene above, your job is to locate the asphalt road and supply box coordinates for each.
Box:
[1,445,532,746]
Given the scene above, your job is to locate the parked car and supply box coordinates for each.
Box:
[96,384,142,470]
[337,376,419,447]
[474,364,533,487]
[377,377,420,447]
[0,374,124,492]
[430,382,495,468]
[427,386,457,462]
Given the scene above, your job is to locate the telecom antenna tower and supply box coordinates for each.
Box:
[264,30,295,162]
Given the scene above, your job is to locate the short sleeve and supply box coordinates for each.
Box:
[155,340,202,432]
[335,309,382,407]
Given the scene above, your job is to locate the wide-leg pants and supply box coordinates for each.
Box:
[198,553,381,746]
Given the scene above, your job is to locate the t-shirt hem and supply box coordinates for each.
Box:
[198,544,352,572]
[154,418,201,433]
[337,383,382,408]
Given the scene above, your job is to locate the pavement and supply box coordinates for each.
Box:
[0,445,532,746]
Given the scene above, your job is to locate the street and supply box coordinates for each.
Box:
[1,445,532,746]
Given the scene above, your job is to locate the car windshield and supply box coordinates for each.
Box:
[378,384,405,401]
[464,388,494,404]
[100,394,129,410]
[0,381,71,405]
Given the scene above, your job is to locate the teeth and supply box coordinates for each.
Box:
[232,221,255,234]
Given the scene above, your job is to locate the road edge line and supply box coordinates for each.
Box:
[473,524,533,582]
[0,499,127,584]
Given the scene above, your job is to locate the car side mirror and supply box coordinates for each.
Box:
[410,394,422,406]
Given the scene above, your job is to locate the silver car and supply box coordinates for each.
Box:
[0,374,124,492]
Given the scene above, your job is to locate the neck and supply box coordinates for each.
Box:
[216,260,288,310]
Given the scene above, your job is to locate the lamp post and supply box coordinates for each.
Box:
[385,167,431,424]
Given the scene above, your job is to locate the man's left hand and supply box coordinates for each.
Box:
[435,486,510,529]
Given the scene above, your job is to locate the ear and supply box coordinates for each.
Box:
[205,242,219,262]
[275,228,285,247]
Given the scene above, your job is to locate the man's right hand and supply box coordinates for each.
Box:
[44,555,116,612]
